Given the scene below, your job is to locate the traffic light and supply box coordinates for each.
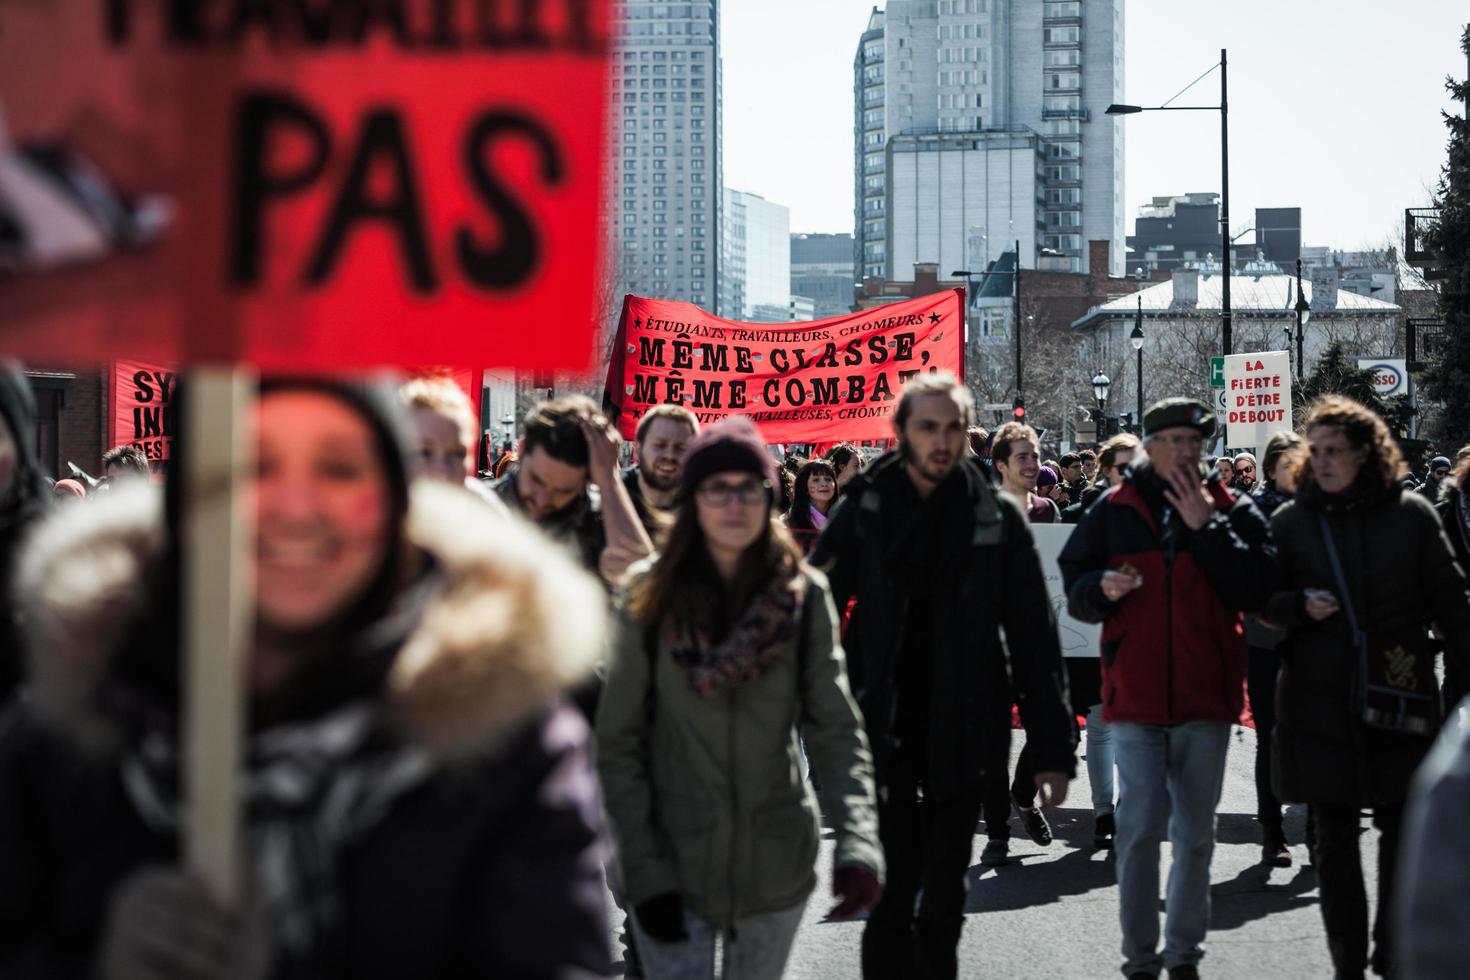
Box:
[1013,396,1026,421]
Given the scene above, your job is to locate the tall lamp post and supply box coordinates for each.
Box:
[1130,298,1145,430]
[1293,257,1310,380]
[1092,370,1112,439]
[1108,48,1231,354]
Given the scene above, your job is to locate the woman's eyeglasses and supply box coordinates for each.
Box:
[695,480,770,506]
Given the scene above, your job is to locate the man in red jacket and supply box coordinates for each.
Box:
[1059,398,1278,980]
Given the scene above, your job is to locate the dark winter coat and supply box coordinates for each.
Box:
[0,483,613,979]
[0,362,49,705]
[810,452,1076,800]
[493,466,606,575]
[1264,479,1470,806]
[622,465,664,542]
[1061,482,1107,524]
[1059,458,1279,726]
[1245,481,1296,651]
[1434,484,1470,706]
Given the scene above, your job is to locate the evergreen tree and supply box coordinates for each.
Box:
[1297,341,1414,436]
[1421,26,1470,447]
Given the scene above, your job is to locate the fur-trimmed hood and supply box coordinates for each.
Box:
[15,480,606,759]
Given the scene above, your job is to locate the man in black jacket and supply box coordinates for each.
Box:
[492,395,651,586]
[813,372,1076,980]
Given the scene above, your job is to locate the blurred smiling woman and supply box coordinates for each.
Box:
[0,378,611,979]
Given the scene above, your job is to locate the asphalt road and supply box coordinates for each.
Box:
[609,723,1366,979]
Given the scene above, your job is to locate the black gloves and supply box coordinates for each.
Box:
[635,892,689,943]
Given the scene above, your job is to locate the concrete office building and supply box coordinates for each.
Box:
[722,189,791,321]
[853,0,1124,285]
[791,233,855,318]
[609,1,722,310]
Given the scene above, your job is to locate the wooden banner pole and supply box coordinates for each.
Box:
[182,367,254,903]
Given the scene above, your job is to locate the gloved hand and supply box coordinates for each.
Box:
[99,868,267,980]
[827,864,882,919]
[635,892,689,943]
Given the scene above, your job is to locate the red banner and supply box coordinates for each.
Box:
[110,360,178,474]
[604,291,966,444]
[0,0,610,371]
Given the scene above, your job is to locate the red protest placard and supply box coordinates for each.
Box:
[604,291,966,444]
[110,360,179,474]
[0,0,609,371]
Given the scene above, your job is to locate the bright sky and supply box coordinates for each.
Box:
[721,0,1469,251]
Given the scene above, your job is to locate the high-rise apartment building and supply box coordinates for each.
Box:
[610,1,722,311]
[853,0,1123,284]
[722,190,792,321]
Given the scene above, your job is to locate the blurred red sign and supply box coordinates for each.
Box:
[0,0,610,370]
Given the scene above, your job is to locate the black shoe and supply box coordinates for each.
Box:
[980,838,1009,866]
[1167,966,1200,980]
[1128,974,1156,980]
[1094,813,1116,849]
[1261,834,1292,868]
[1015,799,1053,846]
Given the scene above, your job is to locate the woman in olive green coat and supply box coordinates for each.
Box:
[596,417,883,980]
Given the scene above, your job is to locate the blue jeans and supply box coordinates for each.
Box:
[631,899,807,980]
[1112,721,1230,977]
[1085,704,1116,816]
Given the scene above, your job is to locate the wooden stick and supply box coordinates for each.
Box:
[182,368,254,904]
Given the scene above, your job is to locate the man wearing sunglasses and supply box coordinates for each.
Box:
[1231,452,1259,493]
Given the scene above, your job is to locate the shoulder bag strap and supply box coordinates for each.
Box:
[1316,513,1363,640]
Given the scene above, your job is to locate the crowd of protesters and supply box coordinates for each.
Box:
[3,358,1470,980]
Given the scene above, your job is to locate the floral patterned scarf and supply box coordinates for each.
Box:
[664,575,805,696]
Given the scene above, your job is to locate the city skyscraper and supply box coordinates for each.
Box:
[722,189,792,321]
[854,0,1124,283]
[609,1,722,311]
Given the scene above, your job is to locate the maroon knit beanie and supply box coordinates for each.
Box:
[677,416,777,503]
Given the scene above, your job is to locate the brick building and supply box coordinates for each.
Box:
[19,364,109,484]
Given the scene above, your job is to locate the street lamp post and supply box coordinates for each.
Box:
[1108,48,1231,354]
[1130,298,1145,430]
[1293,257,1311,380]
[1092,370,1112,438]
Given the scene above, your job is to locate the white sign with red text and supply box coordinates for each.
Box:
[1223,351,1293,450]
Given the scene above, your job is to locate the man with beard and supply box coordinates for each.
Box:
[1060,398,1277,980]
[623,405,698,541]
[812,373,1076,980]
[494,395,652,586]
[1231,451,1259,493]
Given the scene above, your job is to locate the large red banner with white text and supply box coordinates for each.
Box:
[0,0,610,370]
[604,291,966,444]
